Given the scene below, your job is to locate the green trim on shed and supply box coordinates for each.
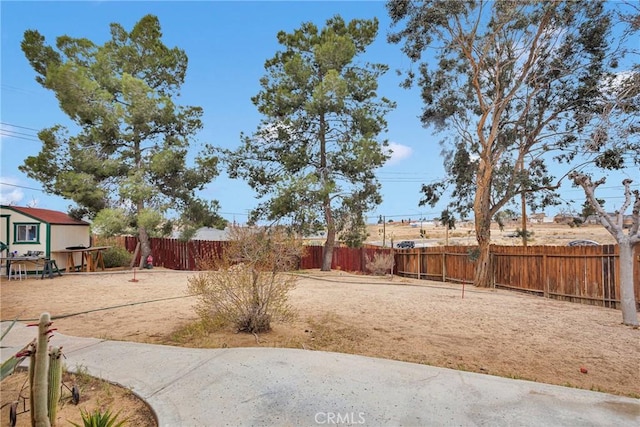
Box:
[46,223,51,258]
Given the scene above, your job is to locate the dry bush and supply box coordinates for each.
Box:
[187,226,305,333]
[365,251,394,276]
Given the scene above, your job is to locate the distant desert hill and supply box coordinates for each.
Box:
[363,221,617,247]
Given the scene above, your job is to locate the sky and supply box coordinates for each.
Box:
[1,0,638,225]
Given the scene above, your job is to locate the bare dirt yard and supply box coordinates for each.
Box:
[1,267,638,407]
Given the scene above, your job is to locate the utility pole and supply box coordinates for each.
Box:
[445,222,449,246]
[383,216,386,247]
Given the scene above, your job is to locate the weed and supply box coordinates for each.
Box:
[71,364,93,388]
[365,252,394,276]
[455,363,471,372]
[305,313,369,353]
[100,379,114,401]
[169,320,215,343]
[506,373,526,380]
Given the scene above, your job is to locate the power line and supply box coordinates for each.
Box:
[0,85,38,95]
[218,211,249,216]
[0,122,41,142]
[0,129,37,138]
[378,171,436,176]
[378,179,427,183]
[0,182,46,192]
[0,131,40,142]
[0,128,37,138]
[0,122,40,132]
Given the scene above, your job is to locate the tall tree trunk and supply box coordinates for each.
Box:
[618,241,639,326]
[474,228,492,288]
[319,110,335,272]
[474,162,494,288]
[134,142,150,269]
[138,226,151,269]
[321,199,335,271]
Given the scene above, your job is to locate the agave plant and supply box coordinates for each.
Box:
[69,408,127,427]
[0,318,34,381]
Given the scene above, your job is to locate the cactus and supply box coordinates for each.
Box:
[29,341,37,427]
[48,346,63,426]
[33,312,53,427]
[9,313,63,427]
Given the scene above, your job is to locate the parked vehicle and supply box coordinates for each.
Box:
[568,240,599,246]
[396,240,415,249]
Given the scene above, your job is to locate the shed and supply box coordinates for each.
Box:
[0,205,90,272]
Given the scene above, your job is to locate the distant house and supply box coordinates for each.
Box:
[193,227,230,241]
[171,227,231,241]
[584,213,633,228]
[623,215,633,229]
[553,213,579,224]
[0,205,90,271]
[584,214,600,225]
[529,213,553,224]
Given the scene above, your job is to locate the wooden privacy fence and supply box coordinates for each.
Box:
[99,236,639,309]
[394,245,476,284]
[395,244,640,309]
[108,236,225,270]
[300,245,392,272]
[105,237,390,272]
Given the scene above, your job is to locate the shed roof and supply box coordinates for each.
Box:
[1,205,89,226]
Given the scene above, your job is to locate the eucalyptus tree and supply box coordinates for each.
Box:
[572,175,639,326]
[20,15,224,266]
[388,0,615,287]
[226,15,395,270]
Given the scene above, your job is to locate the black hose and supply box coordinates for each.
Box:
[1,295,194,322]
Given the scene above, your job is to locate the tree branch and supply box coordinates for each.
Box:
[569,172,639,243]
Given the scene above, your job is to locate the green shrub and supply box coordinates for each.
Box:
[102,246,132,268]
[514,228,534,240]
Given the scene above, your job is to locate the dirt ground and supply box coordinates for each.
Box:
[1,267,638,404]
[0,369,156,427]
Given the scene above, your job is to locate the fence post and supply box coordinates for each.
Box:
[442,247,446,282]
[543,253,548,298]
[489,252,498,289]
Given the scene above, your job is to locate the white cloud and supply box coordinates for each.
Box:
[0,177,25,205]
[600,70,636,97]
[384,142,413,165]
[256,121,291,143]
